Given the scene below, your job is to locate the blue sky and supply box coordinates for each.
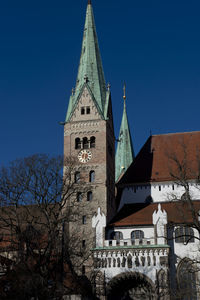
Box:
[0,0,200,166]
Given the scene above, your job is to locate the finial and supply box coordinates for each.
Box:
[107,83,111,91]
[71,88,74,96]
[88,0,92,4]
[123,83,126,101]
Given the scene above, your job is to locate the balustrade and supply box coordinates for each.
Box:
[93,243,169,270]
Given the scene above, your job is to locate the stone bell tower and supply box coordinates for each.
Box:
[63,0,115,256]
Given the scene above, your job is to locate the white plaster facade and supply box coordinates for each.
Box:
[92,198,200,299]
[119,181,200,209]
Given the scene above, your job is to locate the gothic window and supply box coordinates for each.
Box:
[131,230,144,242]
[177,258,197,300]
[87,191,92,201]
[81,107,85,115]
[89,170,95,182]
[77,192,82,202]
[74,171,80,183]
[86,106,90,114]
[83,137,89,149]
[75,138,81,149]
[175,226,194,243]
[90,136,96,148]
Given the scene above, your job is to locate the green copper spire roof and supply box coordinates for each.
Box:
[66,1,106,122]
[115,87,135,182]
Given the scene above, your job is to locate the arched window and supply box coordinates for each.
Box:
[87,191,92,201]
[89,170,95,182]
[83,137,89,149]
[177,258,197,300]
[145,195,153,204]
[131,230,144,242]
[175,226,194,243]
[75,138,81,149]
[74,171,80,183]
[77,192,82,202]
[90,136,96,148]
[111,231,123,241]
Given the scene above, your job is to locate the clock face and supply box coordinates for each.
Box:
[78,150,92,163]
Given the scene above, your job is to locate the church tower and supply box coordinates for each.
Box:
[64,0,115,252]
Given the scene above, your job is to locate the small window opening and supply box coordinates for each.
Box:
[89,170,95,182]
[77,192,82,202]
[172,184,174,190]
[159,186,161,191]
[111,231,123,241]
[82,240,86,248]
[131,230,144,242]
[90,136,95,148]
[82,216,86,224]
[86,107,90,114]
[74,172,80,183]
[75,138,81,149]
[83,137,89,149]
[81,107,85,115]
[175,226,194,243]
[87,191,92,201]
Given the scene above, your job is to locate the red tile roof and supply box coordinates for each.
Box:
[109,201,200,227]
[118,131,200,184]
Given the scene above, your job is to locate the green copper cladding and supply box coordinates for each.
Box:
[66,1,106,122]
[115,98,135,182]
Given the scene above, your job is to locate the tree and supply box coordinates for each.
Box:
[0,154,95,299]
[165,140,200,299]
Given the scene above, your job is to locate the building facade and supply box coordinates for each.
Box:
[64,1,200,299]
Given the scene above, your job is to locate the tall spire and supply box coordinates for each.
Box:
[115,84,135,182]
[66,1,106,122]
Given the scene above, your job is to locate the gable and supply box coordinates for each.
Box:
[70,86,102,122]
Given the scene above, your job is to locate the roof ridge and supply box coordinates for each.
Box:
[152,130,200,137]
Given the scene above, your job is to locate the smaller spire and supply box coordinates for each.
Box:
[88,0,92,5]
[115,84,135,182]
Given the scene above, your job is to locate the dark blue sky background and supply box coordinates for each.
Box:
[0,0,200,166]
